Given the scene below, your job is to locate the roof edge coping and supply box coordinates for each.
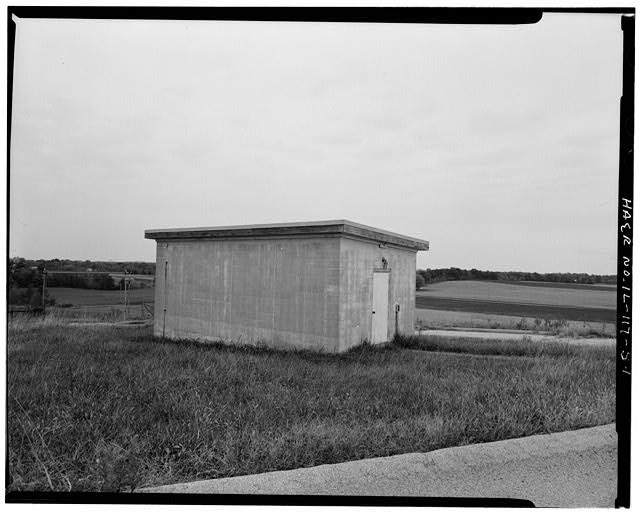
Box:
[145,219,429,251]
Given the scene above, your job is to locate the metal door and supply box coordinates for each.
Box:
[371,271,390,344]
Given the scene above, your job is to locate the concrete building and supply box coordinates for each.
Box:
[145,220,429,352]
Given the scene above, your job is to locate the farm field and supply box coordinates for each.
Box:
[496,280,616,292]
[47,287,155,306]
[7,323,614,492]
[416,281,616,323]
[415,308,615,337]
[418,280,615,308]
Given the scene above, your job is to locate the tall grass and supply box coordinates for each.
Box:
[7,325,615,492]
[393,334,614,359]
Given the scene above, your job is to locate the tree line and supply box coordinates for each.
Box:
[20,258,156,275]
[8,258,156,306]
[416,267,616,290]
[45,272,119,290]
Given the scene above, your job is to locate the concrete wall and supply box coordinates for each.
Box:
[338,237,416,351]
[154,236,342,351]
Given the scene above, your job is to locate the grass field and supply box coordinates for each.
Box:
[7,323,615,492]
[416,280,616,323]
[47,287,155,307]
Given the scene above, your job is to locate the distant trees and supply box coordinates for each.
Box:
[416,273,426,290]
[416,267,616,286]
[8,258,54,307]
[15,258,156,275]
[45,272,118,290]
[8,258,40,288]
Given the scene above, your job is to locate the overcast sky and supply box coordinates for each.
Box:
[9,13,622,273]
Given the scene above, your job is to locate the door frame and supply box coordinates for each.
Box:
[371,269,390,344]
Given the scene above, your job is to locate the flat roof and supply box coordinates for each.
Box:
[145,220,429,251]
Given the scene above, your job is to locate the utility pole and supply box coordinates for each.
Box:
[123,272,128,321]
[120,277,123,320]
[42,268,47,313]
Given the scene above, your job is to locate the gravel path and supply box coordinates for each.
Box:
[417,328,615,346]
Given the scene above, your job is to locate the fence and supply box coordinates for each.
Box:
[8,305,45,319]
[53,302,155,321]
[9,302,155,324]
